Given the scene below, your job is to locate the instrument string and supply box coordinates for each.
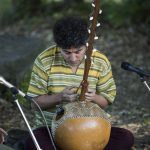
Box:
[31,98,57,150]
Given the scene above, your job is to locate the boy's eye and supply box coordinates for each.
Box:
[75,51,80,54]
[65,52,71,54]
[65,51,80,54]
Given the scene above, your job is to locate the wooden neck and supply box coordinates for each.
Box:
[78,0,100,101]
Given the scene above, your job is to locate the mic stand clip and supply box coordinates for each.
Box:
[140,76,150,92]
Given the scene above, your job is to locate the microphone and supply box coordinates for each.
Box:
[0,76,31,100]
[121,62,150,77]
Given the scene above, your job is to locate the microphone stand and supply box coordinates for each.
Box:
[140,76,150,92]
[12,94,42,150]
[0,77,42,150]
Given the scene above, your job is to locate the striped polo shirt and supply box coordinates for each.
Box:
[27,45,116,127]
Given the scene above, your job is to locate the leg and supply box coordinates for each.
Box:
[0,128,7,144]
[104,127,134,150]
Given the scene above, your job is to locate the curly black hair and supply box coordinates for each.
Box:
[53,16,89,49]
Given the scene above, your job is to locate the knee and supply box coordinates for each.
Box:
[120,128,134,147]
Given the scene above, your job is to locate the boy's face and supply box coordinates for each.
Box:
[61,45,86,67]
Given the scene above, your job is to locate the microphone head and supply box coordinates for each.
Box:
[121,62,150,77]
[121,62,131,70]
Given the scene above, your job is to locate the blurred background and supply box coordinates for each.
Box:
[0,0,149,149]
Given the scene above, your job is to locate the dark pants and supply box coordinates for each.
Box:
[104,127,134,150]
[26,126,134,150]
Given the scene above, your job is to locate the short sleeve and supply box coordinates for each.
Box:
[96,56,116,104]
[27,57,48,98]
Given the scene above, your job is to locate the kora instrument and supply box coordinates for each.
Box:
[51,1,111,150]
[51,101,111,150]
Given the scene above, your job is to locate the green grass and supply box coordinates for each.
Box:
[0,0,12,15]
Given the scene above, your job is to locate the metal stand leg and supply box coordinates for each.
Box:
[13,95,42,150]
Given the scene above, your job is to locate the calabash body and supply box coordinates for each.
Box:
[52,101,111,150]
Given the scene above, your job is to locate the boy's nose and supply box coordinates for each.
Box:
[70,54,77,61]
